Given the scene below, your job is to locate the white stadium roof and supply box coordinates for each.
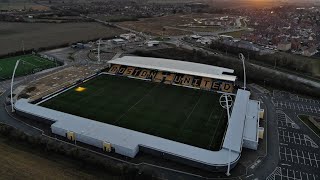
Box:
[108,56,237,82]
[15,89,259,168]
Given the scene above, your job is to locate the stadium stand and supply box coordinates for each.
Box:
[164,73,175,84]
[200,77,213,90]
[181,75,194,86]
[104,64,235,93]
[154,71,164,82]
[14,56,262,173]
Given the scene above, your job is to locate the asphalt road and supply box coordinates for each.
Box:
[243,86,281,180]
[246,86,320,180]
[0,90,42,136]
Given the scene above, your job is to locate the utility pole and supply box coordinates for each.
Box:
[225,94,231,176]
[219,94,233,176]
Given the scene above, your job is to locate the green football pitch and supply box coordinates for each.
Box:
[0,54,58,80]
[41,74,228,150]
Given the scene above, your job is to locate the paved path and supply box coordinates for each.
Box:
[0,90,42,136]
[243,89,280,179]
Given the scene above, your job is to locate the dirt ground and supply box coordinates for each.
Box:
[21,64,107,101]
[0,137,114,180]
[117,13,239,36]
[0,22,126,56]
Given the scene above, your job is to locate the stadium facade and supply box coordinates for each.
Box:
[14,56,264,172]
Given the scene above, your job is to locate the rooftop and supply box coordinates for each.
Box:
[108,56,237,82]
[14,89,257,167]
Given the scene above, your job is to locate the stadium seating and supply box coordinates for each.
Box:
[108,64,121,74]
[164,73,175,84]
[172,74,183,84]
[104,64,235,93]
[138,69,151,79]
[191,77,201,88]
[200,78,212,90]
[148,71,158,81]
[123,67,135,76]
[154,72,164,83]
[181,75,194,86]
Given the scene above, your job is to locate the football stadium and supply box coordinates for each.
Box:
[14,56,263,172]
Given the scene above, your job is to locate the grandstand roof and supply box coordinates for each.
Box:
[243,100,260,142]
[14,90,258,168]
[15,98,241,166]
[108,56,236,82]
[222,89,250,153]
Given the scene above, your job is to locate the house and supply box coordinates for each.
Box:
[277,41,292,51]
[120,33,136,40]
[191,35,202,39]
[112,38,126,45]
[302,47,318,57]
[146,40,160,47]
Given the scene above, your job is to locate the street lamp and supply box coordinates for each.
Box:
[219,94,234,176]
[11,59,21,112]
[239,53,246,90]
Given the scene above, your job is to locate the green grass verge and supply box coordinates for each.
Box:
[41,74,227,151]
[0,54,58,80]
[298,115,320,137]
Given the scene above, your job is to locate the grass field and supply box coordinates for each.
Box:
[0,22,126,56]
[0,54,57,80]
[0,2,49,11]
[0,134,117,179]
[41,74,227,150]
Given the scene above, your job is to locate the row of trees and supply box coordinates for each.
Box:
[133,48,320,98]
[210,41,319,78]
[0,42,69,59]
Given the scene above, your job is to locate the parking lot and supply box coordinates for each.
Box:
[276,110,300,129]
[279,146,319,168]
[272,91,320,115]
[267,167,319,180]
[289,94,320,105]
[278,129,318,148]
[266,90,320,180]
[274,101,320,114]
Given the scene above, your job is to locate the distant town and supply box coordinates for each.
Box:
[1,1,319,57]
[0,0,319,180]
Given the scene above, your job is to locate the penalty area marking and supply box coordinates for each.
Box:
[21,60,37,67]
